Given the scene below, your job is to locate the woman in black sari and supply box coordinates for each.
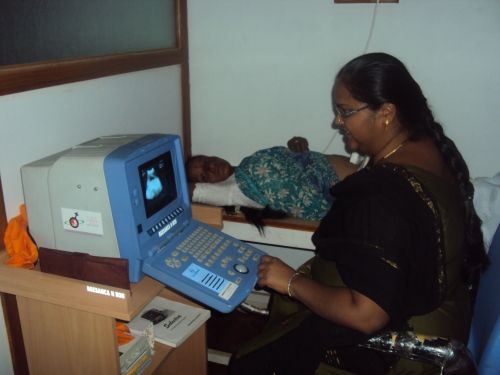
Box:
[228,53,488,375]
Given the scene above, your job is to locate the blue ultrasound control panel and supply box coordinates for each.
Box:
[143,220,266,313]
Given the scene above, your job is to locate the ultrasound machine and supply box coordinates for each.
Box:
[21,134,266,313]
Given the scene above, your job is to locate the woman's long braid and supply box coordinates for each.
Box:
[419,106,488,298]
[339,52,489,303]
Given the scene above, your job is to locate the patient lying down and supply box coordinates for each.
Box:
[186,137,358,222]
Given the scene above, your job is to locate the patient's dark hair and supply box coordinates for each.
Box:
[225,206,288,235]
[336,52,488,294]
[185,155,204,182]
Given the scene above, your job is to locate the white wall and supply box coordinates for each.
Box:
[188,0,500,178]
[0,65,183,375]
[1,66,183,219]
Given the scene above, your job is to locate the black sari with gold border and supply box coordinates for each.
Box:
[230,164,469,375]
[313,163,447,327]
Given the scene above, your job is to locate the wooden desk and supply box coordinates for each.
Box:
[0,251,207,375]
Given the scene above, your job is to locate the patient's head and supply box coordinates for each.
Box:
[186,155,234,183]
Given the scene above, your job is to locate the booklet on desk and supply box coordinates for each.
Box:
[128,296,211,348]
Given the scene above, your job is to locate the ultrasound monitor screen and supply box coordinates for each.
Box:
[139,151,177,218]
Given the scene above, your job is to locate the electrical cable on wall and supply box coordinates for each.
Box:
[363,0,380,54]
[323,0,380,162]
[348,0,380,164]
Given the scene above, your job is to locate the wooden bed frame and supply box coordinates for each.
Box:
[192,203,319,250]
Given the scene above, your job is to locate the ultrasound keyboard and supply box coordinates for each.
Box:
[142,221,266,313]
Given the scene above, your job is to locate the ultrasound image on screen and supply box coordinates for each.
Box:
[139,151,177,218]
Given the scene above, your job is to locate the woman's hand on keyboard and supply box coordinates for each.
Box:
[257,255,295,295]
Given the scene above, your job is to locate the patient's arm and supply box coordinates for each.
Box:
[287,137,358,180]
[326,155,359,180]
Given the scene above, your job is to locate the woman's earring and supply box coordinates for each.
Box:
[384,119,389,131]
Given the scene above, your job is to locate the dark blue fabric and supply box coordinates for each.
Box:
[467,224,500,373]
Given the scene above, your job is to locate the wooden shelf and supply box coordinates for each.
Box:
[0,249,207,375]
[0,251,164,321]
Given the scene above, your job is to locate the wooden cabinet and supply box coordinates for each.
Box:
[0,251,207,375]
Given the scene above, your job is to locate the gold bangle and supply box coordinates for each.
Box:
[287,272,302,298]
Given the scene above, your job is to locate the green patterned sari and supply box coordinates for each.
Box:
[235,146,339,220]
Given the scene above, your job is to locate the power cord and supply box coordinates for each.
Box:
[363,0,380,54]
[322,0,381,158]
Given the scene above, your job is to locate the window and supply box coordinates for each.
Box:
[0,0,191,155]
[0,0,188,96]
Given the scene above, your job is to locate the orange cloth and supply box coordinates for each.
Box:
[116,322,134,346]
[3,204,38,269]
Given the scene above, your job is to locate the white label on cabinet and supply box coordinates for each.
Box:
[86,285,126,299]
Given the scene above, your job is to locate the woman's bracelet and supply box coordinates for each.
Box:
[287,272,302,298]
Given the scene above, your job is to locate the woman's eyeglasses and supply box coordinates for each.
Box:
[334,104,370,118]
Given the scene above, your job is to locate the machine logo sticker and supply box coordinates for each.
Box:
[61,207,104,235]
